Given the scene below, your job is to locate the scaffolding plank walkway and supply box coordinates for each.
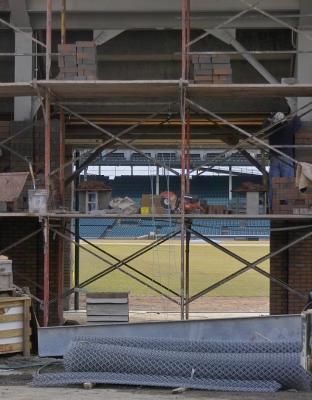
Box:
[2,81,312,98]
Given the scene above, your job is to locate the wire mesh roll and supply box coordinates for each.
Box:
[32,371,282,392]
[64,341,312,390]
[72,336,302,354]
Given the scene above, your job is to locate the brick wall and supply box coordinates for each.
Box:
[270,224,289,314]
[0,121,10,172]
[270,123,312,314]
[270,222,312,314]
[0,217,71,325]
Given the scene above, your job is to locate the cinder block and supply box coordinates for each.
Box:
[212,55,230,64]
[198,55,212,63]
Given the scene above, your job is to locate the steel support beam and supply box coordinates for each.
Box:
[188,0,265,47]
[93,30,124,46]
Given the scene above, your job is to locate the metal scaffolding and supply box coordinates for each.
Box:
[1,0,312,325]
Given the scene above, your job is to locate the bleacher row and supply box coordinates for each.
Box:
[87,175,261,208]
[79,218,270,239]
[79,175,267,238]
[92,152,269,167]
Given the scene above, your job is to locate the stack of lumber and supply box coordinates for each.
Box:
[58,41,97,80]
[192,55,232,83]
[86,292,129,325]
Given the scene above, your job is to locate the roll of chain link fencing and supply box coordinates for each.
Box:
[32,336,312,392]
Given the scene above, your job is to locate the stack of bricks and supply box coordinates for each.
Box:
[192,55,232,84]
[58,41,97,80]
[272,177,312,215]
[295,123,312,163]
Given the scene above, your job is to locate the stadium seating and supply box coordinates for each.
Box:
[79,175,269,239]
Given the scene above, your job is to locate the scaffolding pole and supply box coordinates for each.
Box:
[57,0,66,325]
[42,0,52,326]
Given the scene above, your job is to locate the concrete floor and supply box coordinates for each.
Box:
[0,386,311,400]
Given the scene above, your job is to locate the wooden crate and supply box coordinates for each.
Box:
[86,292,129,325]
[0,297,31,356]
[0,256,13,290]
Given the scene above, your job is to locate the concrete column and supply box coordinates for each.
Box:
[228,166,233,201]
[156,166,160,195]
[14,31,33,121]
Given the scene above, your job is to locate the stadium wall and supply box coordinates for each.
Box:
[270,222,312,314]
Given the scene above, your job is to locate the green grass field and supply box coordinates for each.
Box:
[79,241,270,297]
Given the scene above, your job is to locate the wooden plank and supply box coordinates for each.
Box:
[86,298,129,304]
[87,292,129,299]
[87,315,129,322]
[87,303,129,316]
[0,297,30,305]
[0,342,23,354]
[0,328,23,339]
[23,298,31,357]
[0,313,29,323]
[2,80,312,98]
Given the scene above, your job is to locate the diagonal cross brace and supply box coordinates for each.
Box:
[187,227,310,304]
[187,0,264,47]
[65,227,180,298]
[49,228,181,305]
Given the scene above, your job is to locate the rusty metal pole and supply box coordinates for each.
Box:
[59,0,66,205]
[43,0,52,326]
[184,0,191,320]
[180,0,190,320]
[57,0,66,324]
[43,217,50,327]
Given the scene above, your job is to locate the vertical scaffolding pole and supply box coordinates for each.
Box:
[74,151,80,310]
[185,220,191,318]
[43,217,50,327]
[59,0,66,205]
[57,0,66,324]
[180,0,191,320]
[43,0,52,326]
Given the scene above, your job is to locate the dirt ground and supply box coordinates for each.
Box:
[0,385,311,400]
[66,294,269,323]
[70,294,269,313]
[0,351,310,400]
